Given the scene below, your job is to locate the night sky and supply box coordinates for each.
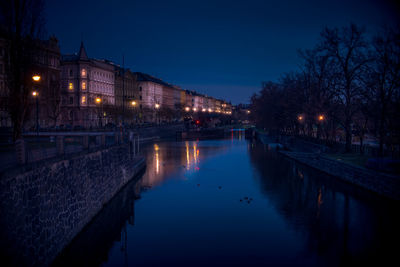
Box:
[45,0,399,104]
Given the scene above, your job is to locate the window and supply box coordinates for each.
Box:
[81,96,86,104]
[69,97,73,104]
[69,69,73,77]
[81,68,86,77]
[139,86,142,91]
[69,82,74,90]
[81,81,86,90]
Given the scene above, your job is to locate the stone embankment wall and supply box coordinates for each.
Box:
[0,145,146,267]
[256,131,400,200]
[280,151,400,201]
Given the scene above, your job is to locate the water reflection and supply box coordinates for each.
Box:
[53,133,400,267]
[248,143,400,266]
[140,140,229,189]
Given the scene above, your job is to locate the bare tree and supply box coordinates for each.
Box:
[368,27,400,156]
[0,0,46,140]
[319,24,370,152]
[298,48,338,140]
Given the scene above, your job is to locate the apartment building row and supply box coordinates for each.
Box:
[0,39,232,128]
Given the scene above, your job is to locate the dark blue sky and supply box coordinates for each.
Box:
[46,0,399,104]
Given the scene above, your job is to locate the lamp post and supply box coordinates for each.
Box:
[317,114,325,140]
[131,100,137,124]
[32,75,41,136]
[95,97,102,128]
[155,103,160,125]
[32,91,39,136]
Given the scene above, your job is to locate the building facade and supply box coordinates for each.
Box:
[0,36,61,129]
[60,43,115,127]
[115,68,140,125]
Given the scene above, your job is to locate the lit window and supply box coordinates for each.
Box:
[81,96,86,104]
[82,81,86,90]
[69,82,73,90]
[81,68,86,77]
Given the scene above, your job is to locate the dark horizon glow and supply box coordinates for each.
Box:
[45,0,399,104]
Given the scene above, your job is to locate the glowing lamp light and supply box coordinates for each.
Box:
[208,108,212,112]
[155,103,160,109]
[318,115,324,121]
[193,107,197,112]
[185,107,190,112]
[32,75,41,82]
[247,110,251,114]
[95,97,101,103]
[298,115,303,121]
[32,91,38,96]
[131,101,137,106]
[202,108,206,112]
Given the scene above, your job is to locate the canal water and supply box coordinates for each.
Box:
[54,130,400,266]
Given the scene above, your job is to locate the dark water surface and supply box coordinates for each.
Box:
[54,131,400,266]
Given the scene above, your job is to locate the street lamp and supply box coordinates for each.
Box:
[154,103,160,125]
[32,75,41,136]
[32,90,39,136]
[95,97,103,127]
[131,100,137,124]
[298,115,304,121]
[185,106,190,112]
[318,115,324,121]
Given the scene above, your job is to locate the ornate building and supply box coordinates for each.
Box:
[60,43,115,127]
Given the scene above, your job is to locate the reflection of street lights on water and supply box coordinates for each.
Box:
[32,75,41,136]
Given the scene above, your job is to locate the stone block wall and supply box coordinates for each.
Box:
[0,145,145,267]
[280,151,400,201]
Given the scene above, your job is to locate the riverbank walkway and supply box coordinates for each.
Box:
[255,131,400,200]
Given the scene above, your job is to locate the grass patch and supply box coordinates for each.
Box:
[325,153,371,168]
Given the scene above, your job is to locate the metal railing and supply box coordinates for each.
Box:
[0,131,141,173]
